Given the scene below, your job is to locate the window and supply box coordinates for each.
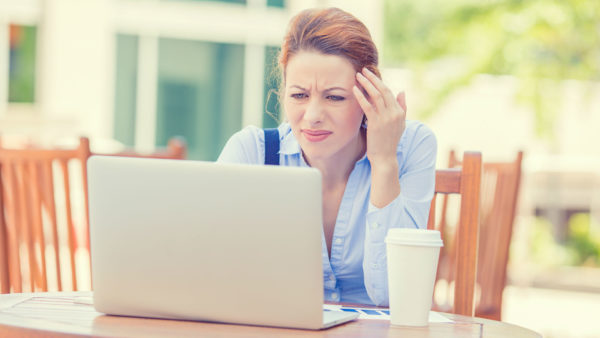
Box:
[267,0,284,8]
[113,34,139,147]
[156,38,244,160]
[263,46,280,128]
[8,24,37,103]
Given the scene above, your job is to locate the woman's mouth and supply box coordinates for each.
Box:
[301,129,332,142]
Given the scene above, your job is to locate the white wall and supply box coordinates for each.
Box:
[37,0,113,140]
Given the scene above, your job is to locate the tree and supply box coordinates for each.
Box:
[384,0,600,141]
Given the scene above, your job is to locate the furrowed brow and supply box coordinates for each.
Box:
[324,87,348,92]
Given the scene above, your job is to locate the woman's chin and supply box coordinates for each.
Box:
[300,145,330,163]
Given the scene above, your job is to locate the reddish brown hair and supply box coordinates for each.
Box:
[279,7,380,81]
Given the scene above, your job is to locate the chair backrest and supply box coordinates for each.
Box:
[0,138,91,293]
[445,150,523,320]
[0,136,187,293]
[428,151,482,316]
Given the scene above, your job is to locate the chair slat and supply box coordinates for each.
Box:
[43,160,62,291]
[79,138,91,262]
[59,159,78,291]
[475,152,523,320]
[28,161,48,291]
[453,152,481,316]
[430,151,482,317]
[427,193,437,230]
[0,163,9,293]
[3,162,23,292]
[16,161,39,292]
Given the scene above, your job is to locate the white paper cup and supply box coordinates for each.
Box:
[385,228,443,326]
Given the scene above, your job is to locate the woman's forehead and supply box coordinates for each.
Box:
[285,51,356,89]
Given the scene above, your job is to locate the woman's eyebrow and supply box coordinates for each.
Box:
[289,85,347,92]
[324,87,348,92]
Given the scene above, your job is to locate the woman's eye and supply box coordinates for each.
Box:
[291,93,308,99]
[327,95,345,101]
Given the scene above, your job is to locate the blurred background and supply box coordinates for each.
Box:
[1,0,599,336]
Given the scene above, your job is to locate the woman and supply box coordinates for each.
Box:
[218,7,436,306]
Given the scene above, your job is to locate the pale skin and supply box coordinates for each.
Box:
[283,51,407,256]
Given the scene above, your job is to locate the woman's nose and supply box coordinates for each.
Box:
[304,98,324,124]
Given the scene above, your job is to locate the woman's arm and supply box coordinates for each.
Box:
[353,68,407,208]
[362,124,437,306]
[353,70,437,306]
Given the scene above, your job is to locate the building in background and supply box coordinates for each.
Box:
[0,0,383,160]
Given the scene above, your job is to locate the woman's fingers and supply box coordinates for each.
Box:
[361,68,396,108]
[396,91,407,115]
[356,72,386,113]
[352,85,376,121]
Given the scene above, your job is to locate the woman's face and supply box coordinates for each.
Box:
[283,51,364,164]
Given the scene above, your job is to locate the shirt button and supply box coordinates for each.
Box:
[372,263,379,269]
[331,293,339,300]
[371,222,380,229]
[334,238,343,245]
[329,275,335,281]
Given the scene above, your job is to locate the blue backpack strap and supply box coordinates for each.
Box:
[263,128,280,165]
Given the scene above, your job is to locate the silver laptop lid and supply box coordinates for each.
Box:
[88,156,324,329]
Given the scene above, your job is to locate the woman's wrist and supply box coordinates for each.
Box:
[370,157,399,175]
[370,157,400,208]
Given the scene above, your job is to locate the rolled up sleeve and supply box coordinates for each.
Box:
[363,124,437,306]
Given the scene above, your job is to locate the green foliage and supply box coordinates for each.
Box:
[566,213,600,266]
[9,25,37,103]
[529,214,600,267]
[384,0,600,140]
[530,217,571,267]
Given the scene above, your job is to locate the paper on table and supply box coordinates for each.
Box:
[73,296,94,306]
[323,304,453,323]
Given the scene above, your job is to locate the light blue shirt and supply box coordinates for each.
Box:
[217,120,437,306]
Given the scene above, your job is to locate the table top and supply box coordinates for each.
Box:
[0,291,540,338]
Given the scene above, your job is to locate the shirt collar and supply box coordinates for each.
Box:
[278,123,302,155]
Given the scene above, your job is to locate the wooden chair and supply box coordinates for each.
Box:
[0,166,9,293]
[428,151,482,316]
[0,138,91,293]
[0,136,186,293]
[444,150,523,320]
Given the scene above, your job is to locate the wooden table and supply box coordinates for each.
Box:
[0,291,540,337]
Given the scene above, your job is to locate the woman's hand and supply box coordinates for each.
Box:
[352,68,407,168]
[352,68,406,208]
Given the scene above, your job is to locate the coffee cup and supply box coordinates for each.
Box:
[385,228,443,326]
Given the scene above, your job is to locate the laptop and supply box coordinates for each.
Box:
[87,156,358,330]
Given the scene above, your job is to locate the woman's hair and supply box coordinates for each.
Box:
[265,7,380,123]
[279,7,380,79]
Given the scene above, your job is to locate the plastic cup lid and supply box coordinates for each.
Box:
[385,228,444,247]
